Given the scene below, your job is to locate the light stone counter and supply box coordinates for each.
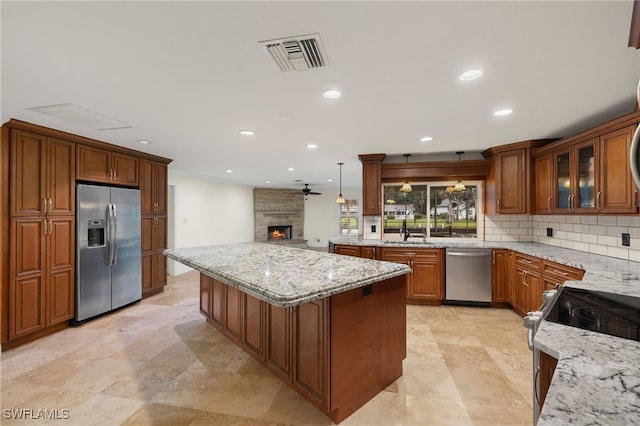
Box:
[164,242,411,307]
[329,236,640,424]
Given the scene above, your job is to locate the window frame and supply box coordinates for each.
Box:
[337,196,360,235]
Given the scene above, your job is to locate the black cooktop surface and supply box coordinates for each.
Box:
[545,287,640,342]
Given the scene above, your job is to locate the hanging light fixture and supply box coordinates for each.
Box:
[336,162,346,204]
[399,154,413,193]
[454,151,466,191]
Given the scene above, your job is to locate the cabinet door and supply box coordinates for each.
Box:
[361,160,382,215]
[293,299,328,407]
[411,260,442,300]
[495,149,527,213]
[76,145,111,182]
[360,246,377,259]
[10,130,46,216]
[10,218,46,338]
[151,217,167,290]
[534,154,554,214]
[210,279,225,330]
[599,125,636,213]
[492,249,511,303]
[333,245,360,257]
[266,305,292,380]
[555,151,571,211]
[46,217,74,325]
[139,160,155,215]
[199,274,211,318]
[573,140,597,213]
[526,271,543,312]
[513,267,528,315]
[225,286,242,343]
[154,162,168,215]
[242,294,265,359]
[47,138,75,216]
[112,152,139,186]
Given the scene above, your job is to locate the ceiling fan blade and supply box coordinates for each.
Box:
[309,191,322,195]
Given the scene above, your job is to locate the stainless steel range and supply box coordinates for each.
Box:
[524,286,640,424]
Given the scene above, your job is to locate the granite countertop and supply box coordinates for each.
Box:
[329,235,640,424]
[164,242,410,307]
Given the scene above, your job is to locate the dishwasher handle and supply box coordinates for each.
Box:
[446,251,492,257]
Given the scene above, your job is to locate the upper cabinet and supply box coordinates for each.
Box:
[483,141,552,215]
[140,159,168,215]
[534,113,639,215]
[76,144,139,187]
[11,130,75,217]
[358,154,385,215]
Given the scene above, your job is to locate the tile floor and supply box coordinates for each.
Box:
[1,271,533,425]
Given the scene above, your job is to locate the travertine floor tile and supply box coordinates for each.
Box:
[1,270,532,425]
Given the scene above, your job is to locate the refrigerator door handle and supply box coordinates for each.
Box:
[106,204,116,265]
[112,204,118,265]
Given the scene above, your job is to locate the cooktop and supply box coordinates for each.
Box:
[545,287,640,342]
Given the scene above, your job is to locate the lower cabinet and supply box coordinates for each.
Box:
[198,273,405,423]
[332,244,361,257]
[7,216,74,345]
[141,216,167,297]
[539,350,558,411]
[514,254,543,315]
[492,249,513,304]
[380,248,443,304]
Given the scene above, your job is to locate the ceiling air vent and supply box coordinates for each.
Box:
[260,33,328,72]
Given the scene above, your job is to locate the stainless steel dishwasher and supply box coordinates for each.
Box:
[445,247,492,306]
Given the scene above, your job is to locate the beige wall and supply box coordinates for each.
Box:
[303,187,361,249]
[168,171,255,275]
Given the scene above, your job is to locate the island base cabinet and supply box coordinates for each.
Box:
[198,272,406,424]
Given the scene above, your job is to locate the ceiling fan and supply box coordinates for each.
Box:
[302,184,321,199]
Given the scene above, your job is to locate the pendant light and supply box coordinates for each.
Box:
[399,154,413,193]
[454,151,466,192]
[336,162,346,204]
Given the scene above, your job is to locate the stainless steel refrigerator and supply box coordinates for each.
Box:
[75,184,142,323]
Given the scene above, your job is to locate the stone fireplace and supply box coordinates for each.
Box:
[253,188,306,246]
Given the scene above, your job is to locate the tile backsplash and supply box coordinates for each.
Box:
[486,214,640,261]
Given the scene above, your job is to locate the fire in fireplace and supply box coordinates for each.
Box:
[268,225,292,241]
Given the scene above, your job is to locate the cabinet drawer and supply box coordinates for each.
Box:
[380,248,440,263]
[543,261,584,281]
[515,254,542,271]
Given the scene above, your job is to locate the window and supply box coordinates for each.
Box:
[337,198,359,235]
[383,181,482,240]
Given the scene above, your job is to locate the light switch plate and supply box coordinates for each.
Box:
[622,233,630,247]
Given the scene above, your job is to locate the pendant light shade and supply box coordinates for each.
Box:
[399,154,413,193]
[454,151,466,191]
[336,162,346,204]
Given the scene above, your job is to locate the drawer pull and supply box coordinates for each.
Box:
[404,252,416,256]
[553,269,568,276]
[521,258,532,264]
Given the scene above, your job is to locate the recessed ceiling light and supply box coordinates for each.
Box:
[328,178,333,182]
[459,70,483,81]
[137,139,151,145]
[239,129,255,136]
[307,143,318,149]
[288,167,294,171]
[494,109,513,117]
[225,169,232,173]
[420,136,433,142]
[323,90,341,99]
[265,180,271,184]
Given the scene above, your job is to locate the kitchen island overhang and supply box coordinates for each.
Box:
[164,243,411,424]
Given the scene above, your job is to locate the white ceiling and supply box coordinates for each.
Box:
[2,1,640,193]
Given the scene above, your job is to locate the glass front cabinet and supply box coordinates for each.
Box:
[554,138,597,213]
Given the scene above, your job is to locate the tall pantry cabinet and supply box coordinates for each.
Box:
[1,119,171,350]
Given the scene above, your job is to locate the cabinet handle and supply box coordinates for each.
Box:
[596,191,601,211]
[547,196,552,211]
[522,270,528,286]
[49,219,53,235]
[567,195,572,211]
[497,199,501,212]
[521,258,532,264]
[404,252,416,256]
[571,194,576,211]
[113,169,117,180]
[492,252,496,264]
[43,218,47,235]
[553,269,568,276]
[48,198,52,214]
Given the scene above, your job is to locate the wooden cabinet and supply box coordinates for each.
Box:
[360,246,378,259]
[140,159,167,215]
[494,149,528,214]
[542,260,584,292]
[513,253,542,315]
[358,154,385,215]
[539,351,558,412]
[333,244,361,257]
[141,159,168,298]
[76,144,139,186]
[492,249,513,304]
[380,247,443,304]
[598,125,637,213]
[533,154,554,214]
[536,118,638,215]
[11,131,75,217]
[6,127,75,345]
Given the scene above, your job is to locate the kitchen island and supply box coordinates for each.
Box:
[164,243,411,424]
